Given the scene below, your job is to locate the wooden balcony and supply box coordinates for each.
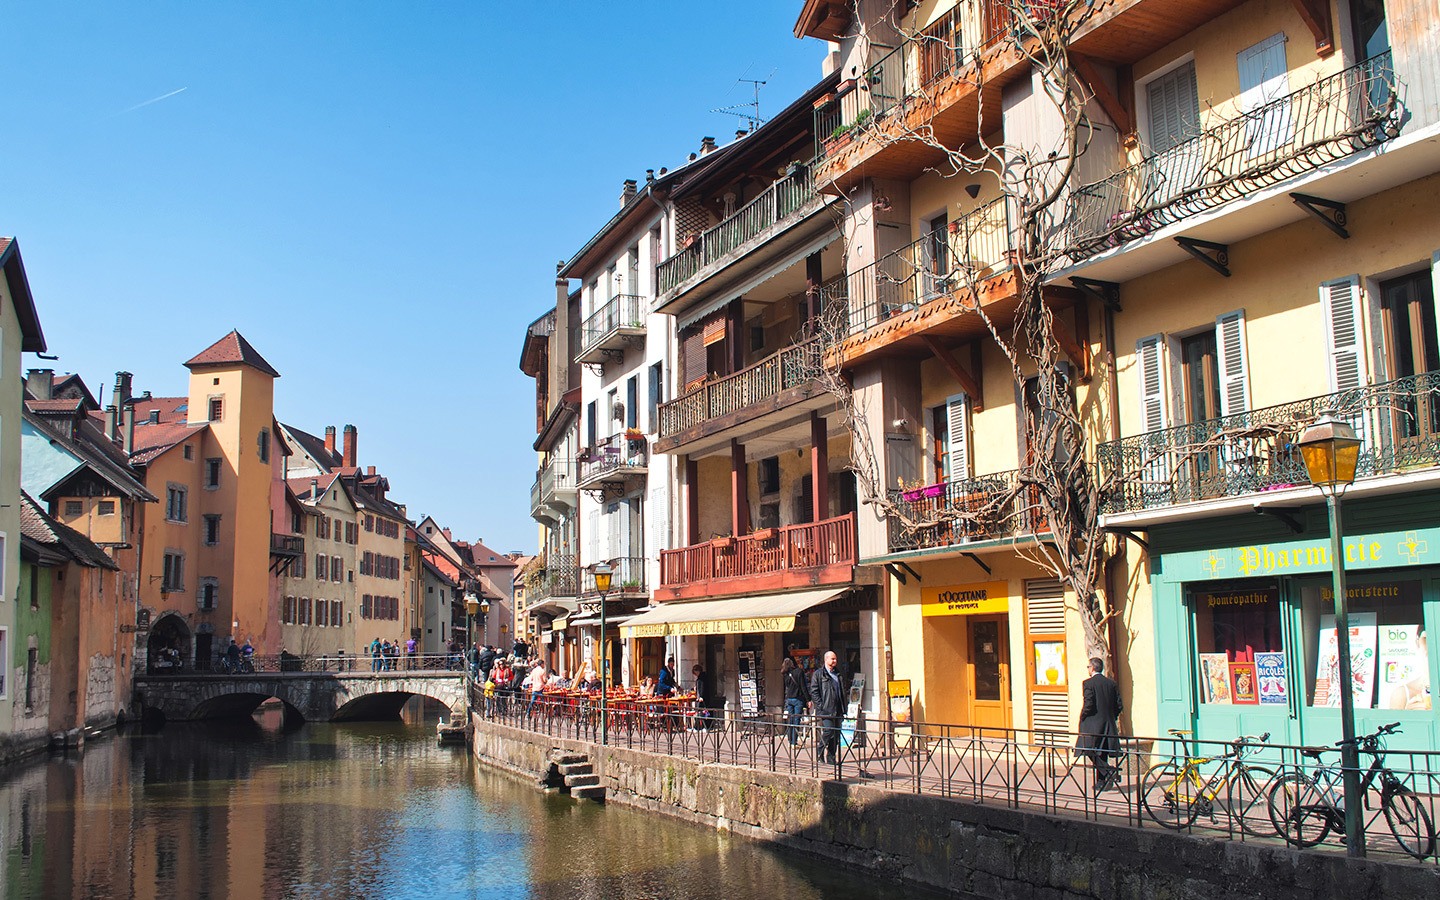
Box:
[655,513,857,602]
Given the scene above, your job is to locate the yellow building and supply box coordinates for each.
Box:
[281,473,358,658]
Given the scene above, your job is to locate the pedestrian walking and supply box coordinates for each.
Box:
[1076,657,1124,796]
[809,650,845,767]
[370,638,382,672]
[781,657,810,747]
[405,636,417,669]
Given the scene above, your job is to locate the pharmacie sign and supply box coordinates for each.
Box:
[921,581,1011,616]
[1163,525,1439,582]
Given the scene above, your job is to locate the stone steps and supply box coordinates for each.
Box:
[547,750,604,802]
[564,773,600,788]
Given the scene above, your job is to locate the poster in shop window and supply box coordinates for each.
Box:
[1314,613,1379,708]
[1379,624,1432,711]
[1254,652,1288,705]
[1199,653,1232,704]
[1229,661,1259,704]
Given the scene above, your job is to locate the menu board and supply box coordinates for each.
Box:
[737,649,764,716]
[1314,613,1378,708]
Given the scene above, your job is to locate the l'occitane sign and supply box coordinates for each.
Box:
[921,581,1011,616]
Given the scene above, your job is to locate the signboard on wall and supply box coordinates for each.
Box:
[921,581,1011,617]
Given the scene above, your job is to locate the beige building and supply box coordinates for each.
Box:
[281,473,358,658]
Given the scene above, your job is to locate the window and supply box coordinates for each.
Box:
[759,457,781,495]
[330,557,343,582]
[205,458,221,489]
[587,400,598,448]
[935,394,971,481]
[1300,578,1431,710]
[198,578,219,611]
[648,362,663,431]
[208,397,224,422]
[162,551,185,591]
[333,518,343,543]
[626,376,638,429]
[361,594,373,618]
[203,515,221,546]
[165,486,187,523]
[258,428,270,463]
[64,500,83,517]
[299,597,311,625]
[283,596,297,624]
[315,554,327,581]
[1180,331,1221,425]
[183,444,194,460]
[361,551,373,575]
[292,553,305,579]
[365,515,374,533]
[1379,270,1440,443]
[1146,61,1200,154]
[26,646,37,709]
[314,599,328,627]
[97,500,115,516]
[330,600,344,626]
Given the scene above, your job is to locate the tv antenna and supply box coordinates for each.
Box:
[711,71,774,133]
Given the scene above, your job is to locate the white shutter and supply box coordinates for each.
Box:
[1215,310,1250,416]
[1237,34,1292,155]
[944,393,971,481]
[586,508,600,568]
[1136,335,1167,432]
[1431,251,1440,357]
[1320,277,1367,392]
[1147,62,1199,153]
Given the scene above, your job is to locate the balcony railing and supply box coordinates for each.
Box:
[658,338,822,440]
[887,468,1048,553]
[270,534,304,555]
[530,458,578,518]
[579,556,647,597]
[579,294,646,359]
[578,432,648,485]
[528,554,578,604]
[844,197,1013,336]
[1069,52,1398,259]
[656,166,819,295]
[1098,369,1440,516]
[660,513,856,587]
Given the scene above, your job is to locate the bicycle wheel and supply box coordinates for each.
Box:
[1141,763,1200,829]
[1384,786,1437,860]
[1227,765,1277,837]
[1267,773,1331,848]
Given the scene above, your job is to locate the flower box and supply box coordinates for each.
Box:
[751,527,777,542]
[711,535,735,549]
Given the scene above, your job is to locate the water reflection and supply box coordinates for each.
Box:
[0,699,921,899]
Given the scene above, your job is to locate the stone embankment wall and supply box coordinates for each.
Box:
[472,716,1439,899]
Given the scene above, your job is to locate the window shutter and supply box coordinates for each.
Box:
[681,327,705,389]
[587,509,600,568]
[1147,62,1199,153]
[1237,34,1292,154]
[1215,310,1250,416]
[1320,277,1367,392]
[1136,335,1167,432]
[944,393,971,481]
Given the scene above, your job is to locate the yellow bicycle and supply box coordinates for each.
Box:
[1141,729,1277,835]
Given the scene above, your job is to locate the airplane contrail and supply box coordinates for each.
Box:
[113,87,188,117]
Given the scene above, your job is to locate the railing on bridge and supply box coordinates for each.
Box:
[151,653,468,675]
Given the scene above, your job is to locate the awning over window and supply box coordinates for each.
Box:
[619,587,847,639]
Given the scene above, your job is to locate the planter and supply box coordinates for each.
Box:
[752,527,777,542]
[711,536,735,549]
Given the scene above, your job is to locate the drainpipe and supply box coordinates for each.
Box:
[1101,296,1127,704]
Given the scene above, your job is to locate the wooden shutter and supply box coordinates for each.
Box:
[1320,277,1367,391]
[587,509,600,569]
[944,393,971,481]
[1215,310,1250,416]
[1237,33,1292,154]
[1136,335,1167,432]
[1146,62,1200,153]
[681,326,705,388]
[1024,578,1070,732]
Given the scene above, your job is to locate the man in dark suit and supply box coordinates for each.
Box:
[809,650,846,768]
[1077,657,1124,795]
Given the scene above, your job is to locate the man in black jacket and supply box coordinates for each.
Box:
[1077,657,1124,795]
[477,645,497,681]
[809,650,845,767]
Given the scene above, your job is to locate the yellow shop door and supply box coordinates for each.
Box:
[967,616,1011,731]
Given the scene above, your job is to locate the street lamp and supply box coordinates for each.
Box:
[465,596,480,657]
[593,562,613,744]
[479,598,491,647]
[1298,415,1364,857]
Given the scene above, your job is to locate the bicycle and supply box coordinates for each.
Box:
[1140,729,1277,836]
[1266,722,1436,860]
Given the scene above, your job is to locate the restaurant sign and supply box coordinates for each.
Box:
[1161,525,1440,583]
[921,581,1011,617]
[622,615,798,639]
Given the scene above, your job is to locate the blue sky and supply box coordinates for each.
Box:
[3,3,826,553]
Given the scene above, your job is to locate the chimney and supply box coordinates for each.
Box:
[620,179,638,207]
[736,128,747,140]
[25,369,53,400]
[645,169,655,184]
[123,406,134,456]
[342,424,357,468]
[324,425,337,458]
[113,371,133,407]
[147,409,160,425]
[442,527,452,541]
[105,404,120,441]
[310,478,319,500]
[700,136,717,154]
[367,465,376,476]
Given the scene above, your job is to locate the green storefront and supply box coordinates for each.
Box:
[1149,490,1439,752]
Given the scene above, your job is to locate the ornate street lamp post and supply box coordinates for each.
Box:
[479,598,491,648]
[1298,415,1364,857]
[465,596,479,660]
[592,562,613,744]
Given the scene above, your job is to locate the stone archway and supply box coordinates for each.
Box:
[147,614,191,673]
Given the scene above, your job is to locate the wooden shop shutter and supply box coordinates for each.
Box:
[1215,310,1250,416]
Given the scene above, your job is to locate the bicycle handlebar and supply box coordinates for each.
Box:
[1336,722,1402,748]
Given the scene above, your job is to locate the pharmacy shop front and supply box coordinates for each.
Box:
[1148,498,1439,752]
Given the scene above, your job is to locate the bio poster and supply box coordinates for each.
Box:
[1315,613,1378,708]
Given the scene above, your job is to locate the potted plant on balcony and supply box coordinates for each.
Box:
[752,526,777,542]
[624,427,645,442]
[620,579,641,591]
[577,448,594,463]
[711,533,735,550]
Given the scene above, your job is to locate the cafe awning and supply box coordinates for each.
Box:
[619,587,847,639]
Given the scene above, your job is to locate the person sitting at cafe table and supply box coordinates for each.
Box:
[575,661,599,691]
[637,675,656,698]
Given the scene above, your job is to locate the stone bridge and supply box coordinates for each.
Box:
[133,670,468,723]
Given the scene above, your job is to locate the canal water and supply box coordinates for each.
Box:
[0,699,927,899]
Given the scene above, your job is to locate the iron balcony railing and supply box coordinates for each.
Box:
[580,294,646,355]
[578,432,648,485]
[656,166,819,294]
[660,513,856,587]
[528,553,578,603]
[844,196,1013,336]
[1070,52,1399,259]
[658,337,822,439]
[579,556,647,597]
[1098,369,1440,515]
[270,533,304,555]
[887,467,1049,553]
[530,457,578,516]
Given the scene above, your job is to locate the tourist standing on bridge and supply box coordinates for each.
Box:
[478,644,497,680]
[809,650,845,767]
[225,639,242,674]
[370,638,382,672]
[1077,657,1124,795]
[405,636,417,669]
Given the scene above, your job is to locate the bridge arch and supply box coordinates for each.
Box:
[136,671,468,724]
[189,691,305,722]
[333,690,457,722]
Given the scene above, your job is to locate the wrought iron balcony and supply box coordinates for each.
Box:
[657,338,822,443]
[527,554,578,605]
[577,294,646,365]
[1098,369,1440,516]
[529,457,577,521]
[887,468,1049,553]
[577,432,648,488]
[658,513,856,599]
[579,556,647,598]
[843,197,1014,337]
[656,166,821,296]
[1069,53,1398,260]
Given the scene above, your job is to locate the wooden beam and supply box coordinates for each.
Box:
[1071,53,1133,140]
[1116,65,1137,150]
[921,335,985,410]
[810,413,829,523]
[685,456,700,545]
[730,439,749,537]
[1290,0,1335,56]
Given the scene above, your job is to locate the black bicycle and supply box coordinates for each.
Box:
[1267,722,1436,859]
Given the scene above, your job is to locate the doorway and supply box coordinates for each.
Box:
[967,616,1012,731]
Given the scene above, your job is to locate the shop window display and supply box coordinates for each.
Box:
[1300,579,1431,711]
[1191,582,1283,705]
